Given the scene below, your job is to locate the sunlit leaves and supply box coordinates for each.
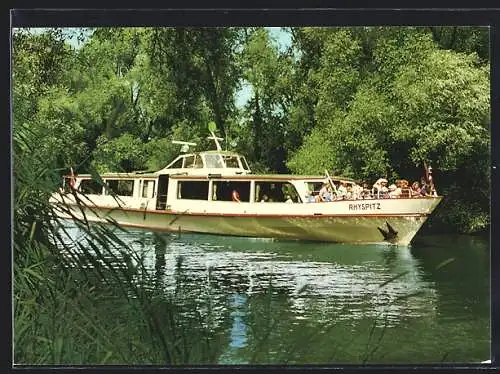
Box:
[315,29,362,112]
[391,48,490,170]
[286,27,490,232]
[286,127,337,176]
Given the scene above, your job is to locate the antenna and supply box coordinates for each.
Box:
[207,130,224,151]
[172,140,197,153]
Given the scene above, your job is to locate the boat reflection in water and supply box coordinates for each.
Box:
[149,233,438,326]
[58,223,489,363]
[59,221,490,364]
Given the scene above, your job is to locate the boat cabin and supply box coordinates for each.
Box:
[156,150,251,177]
[63,171,359,213]
[58,130,361,212]
[165,174,359,206]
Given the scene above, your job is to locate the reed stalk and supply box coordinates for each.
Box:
[13,125,228,365]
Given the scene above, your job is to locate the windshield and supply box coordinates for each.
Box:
[204,154,224,168]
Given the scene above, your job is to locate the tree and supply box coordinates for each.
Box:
[427,26,489,62]
[12,28,83,171]
[239,28,292,171]
[287,29,490,233]
[147,28,242,137]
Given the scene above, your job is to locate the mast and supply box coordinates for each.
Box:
[207,130,224,151]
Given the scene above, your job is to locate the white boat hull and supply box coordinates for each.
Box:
[51,194,442,245]
[52,137,443,246]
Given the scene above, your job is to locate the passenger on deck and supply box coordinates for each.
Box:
[410,181,421,197]
[346,184,353,200]
[337,182,348,200]
[399,179,410,198]
[360,183,371,199]
[388,184,402,198]
[232,190,241,202]
[351,184,363,200]
[420,179,429,196]
[427,167,438,196]
[422,183,437,197]
[372,178,388,197]
[319,183,333,202]
[427,166,434,186]
[305,190,316,203]
[260,194,269,202]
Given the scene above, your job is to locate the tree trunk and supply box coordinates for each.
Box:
[253,91,262,161]
[448,27,458,50]
[203,51,225,136]
[142,120,154,143]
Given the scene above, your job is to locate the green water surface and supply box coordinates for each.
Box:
[62,225,491,365]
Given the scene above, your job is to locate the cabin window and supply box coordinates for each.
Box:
[240,157,250,171]
[177,181,209,200]
[169,157,183,169]
[79,179,103,195]
[142,180,155,198]
[204,154,223,168]
[193,154,204,168]
[255,181,301,203]
[184,155,195,168]
[106,179,135,197]
[306,182,324,196]
[223,155,240,168]
[212,181,251,202]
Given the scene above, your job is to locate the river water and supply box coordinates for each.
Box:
[60,222,490,364]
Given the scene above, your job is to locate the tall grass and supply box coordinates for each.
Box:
[13,125,229,365]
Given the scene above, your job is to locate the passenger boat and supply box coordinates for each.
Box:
[49,132,443,245]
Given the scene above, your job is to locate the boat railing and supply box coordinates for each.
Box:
[318,188,437,202]
[400,188,411,198]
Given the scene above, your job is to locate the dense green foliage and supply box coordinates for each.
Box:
[12,26,490,365]
[12,26,490,234]
[287,28,490,233]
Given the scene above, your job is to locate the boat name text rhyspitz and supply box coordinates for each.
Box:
[348,202,381,211]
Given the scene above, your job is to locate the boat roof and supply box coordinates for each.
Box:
[71,172,158,179]
[199,150,241,156]
[70,172,358,183]
[170,174,359,183]
[65,132,357,183]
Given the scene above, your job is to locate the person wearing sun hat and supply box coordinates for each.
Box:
[389,183,402,198]
[372,178,388,197]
